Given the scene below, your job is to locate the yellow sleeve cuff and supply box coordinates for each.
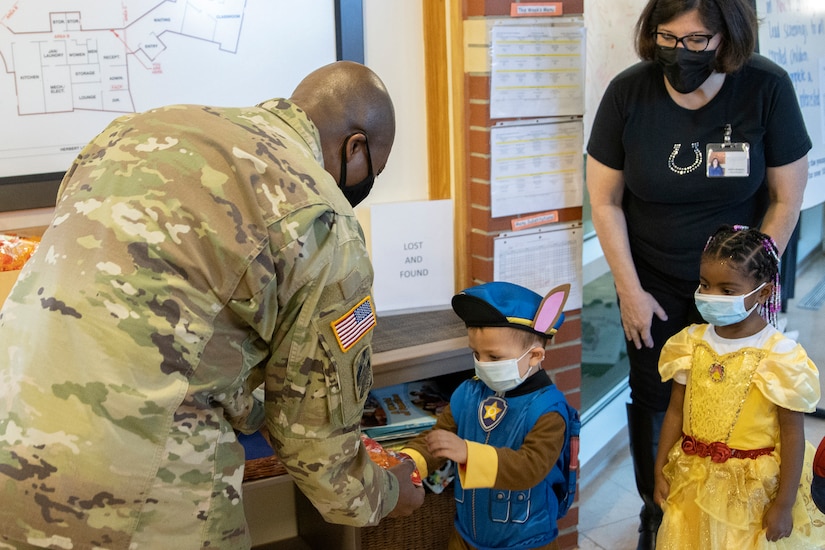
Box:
[458,440,499,489]
[400,447,429,479]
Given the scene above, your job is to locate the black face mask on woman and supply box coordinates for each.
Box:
[338,133,374,207]
[655,47,716,94]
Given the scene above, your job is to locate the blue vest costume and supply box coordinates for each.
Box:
[451,378,573,550]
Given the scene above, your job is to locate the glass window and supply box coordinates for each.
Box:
[581,270,629,413]
[582,155,594,238]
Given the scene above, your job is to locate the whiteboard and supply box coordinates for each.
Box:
[583,0,645,147]
[756,0,825,209]
[0,0,337,180]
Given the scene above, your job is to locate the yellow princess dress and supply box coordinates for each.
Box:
[657,323,825,549]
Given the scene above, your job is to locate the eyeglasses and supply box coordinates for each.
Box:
[654,31,715,52]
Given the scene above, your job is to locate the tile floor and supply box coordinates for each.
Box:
[576,250,825,549]
[577,415,825,550]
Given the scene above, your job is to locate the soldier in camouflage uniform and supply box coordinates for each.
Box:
[0,60,423,549]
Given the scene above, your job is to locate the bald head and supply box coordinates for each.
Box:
[290,61,395,184]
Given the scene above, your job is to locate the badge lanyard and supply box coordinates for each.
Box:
[706,124,750,178]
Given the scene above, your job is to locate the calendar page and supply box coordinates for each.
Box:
[493,223,583,310]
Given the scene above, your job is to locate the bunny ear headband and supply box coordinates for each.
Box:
[451,281,570,338]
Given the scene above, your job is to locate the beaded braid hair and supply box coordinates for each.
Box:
[701,224,781,327]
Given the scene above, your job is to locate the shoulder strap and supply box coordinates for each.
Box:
[559,404,581,518]
[526,385,580,518]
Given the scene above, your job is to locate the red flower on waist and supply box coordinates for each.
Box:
[682,434,713,458]
[680,434,773,463]
[709,441,732,463]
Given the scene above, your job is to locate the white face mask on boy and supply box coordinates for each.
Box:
[474,347,536,393]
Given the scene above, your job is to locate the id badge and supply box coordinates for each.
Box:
[706,142,750,178]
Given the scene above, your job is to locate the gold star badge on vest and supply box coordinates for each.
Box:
[478,395,508,432]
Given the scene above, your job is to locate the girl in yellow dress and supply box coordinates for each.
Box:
[653,225,825,549]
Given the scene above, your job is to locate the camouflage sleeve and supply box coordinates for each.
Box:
[255,205,398,526]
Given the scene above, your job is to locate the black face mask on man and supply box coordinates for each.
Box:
[338,133,375,207]
[655,47,716,94]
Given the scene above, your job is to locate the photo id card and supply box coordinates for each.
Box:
[706,143,750,178]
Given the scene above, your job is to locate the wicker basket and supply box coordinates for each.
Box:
[243,456,456,549]
[243,455,287,482]
[359,485,455,550]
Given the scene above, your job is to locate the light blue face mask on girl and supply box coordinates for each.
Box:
[474,347,535,393]
[693,282,766,327]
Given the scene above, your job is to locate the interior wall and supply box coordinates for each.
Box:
[355,0,429,248]
[580,0,645,284]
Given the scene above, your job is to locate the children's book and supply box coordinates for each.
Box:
[361,379,448,441]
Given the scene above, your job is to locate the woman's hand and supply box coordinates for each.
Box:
[618,287,668,349]
[586,155,667,349]
[425,429,468,464]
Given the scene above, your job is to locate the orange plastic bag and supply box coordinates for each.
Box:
[0,234,39,272]
[361,434,422,486]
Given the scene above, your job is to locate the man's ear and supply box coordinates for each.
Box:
[343,133,368,162]
[342,133,369,185]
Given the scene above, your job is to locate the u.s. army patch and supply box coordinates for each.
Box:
[354,346,372,400]
[331,296,376,352]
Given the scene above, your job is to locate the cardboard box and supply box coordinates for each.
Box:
[0,269,21,307]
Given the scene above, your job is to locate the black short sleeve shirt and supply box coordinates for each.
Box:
[587,54,811,281]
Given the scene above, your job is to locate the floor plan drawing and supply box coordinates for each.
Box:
[0,0,335,179]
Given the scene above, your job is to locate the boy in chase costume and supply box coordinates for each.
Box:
[403,281,578,550]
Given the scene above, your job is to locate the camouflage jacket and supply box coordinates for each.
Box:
[0,100,397,549]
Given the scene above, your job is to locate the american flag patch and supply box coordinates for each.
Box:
[331,296,376,352]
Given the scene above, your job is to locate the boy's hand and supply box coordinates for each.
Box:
[763,502,793,541]
[425,429,468,464]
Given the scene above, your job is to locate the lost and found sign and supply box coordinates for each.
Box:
[370,200,455,314]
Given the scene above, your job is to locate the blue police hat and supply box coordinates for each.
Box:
[451,281,570,338]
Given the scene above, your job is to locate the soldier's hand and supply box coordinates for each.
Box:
[386,460,425,518]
